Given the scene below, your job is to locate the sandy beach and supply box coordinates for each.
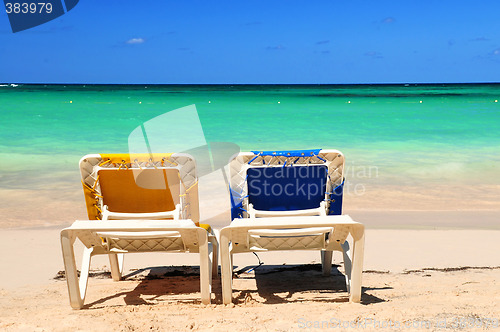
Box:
[1,221,499,331]
[0,147,499,332]
[1,148,498,331]
[1,171,500,331]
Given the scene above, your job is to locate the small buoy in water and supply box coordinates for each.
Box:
[278,101,280,104]
[208,101,211,103]
[347,101,351,103]
[70,101,72,103]
[419,100,423,103]
[495,100,498,103]
[139,101,142,104]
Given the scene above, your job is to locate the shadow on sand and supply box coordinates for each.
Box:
[62,264,388,309]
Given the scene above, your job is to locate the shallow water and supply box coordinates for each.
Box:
[1,84,499,226]
[2,84,499,182]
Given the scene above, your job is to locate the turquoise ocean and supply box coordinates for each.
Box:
[1,84,499,226]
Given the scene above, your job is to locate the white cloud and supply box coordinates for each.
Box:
[126,38,145,44]
[381,17,396,24]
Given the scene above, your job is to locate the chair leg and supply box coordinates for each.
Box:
[220,230,233,304]
[341,241,352,293]
[108,253,124,281]
[198,230,211,305]
[208,243,214,300]
[209,234,219,278]
[349,225,365,303]
[321,250,333,276]
[60,230,93,309]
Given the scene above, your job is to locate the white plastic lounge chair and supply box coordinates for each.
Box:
[61,153,218,309]
[220,149,365,304]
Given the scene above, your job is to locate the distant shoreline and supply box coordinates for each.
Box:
[2,82,500,87]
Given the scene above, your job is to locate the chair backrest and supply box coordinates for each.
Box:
[247,165,328,211]
[80,153,199,222]
[98,168,178,213]
[229,149,345,219]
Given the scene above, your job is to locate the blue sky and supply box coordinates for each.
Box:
[1,0,500,84]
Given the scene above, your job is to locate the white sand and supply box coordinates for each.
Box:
[1,180,499,331]
[1,224,499,331]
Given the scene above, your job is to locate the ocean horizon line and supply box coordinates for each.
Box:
[2,82,500,87]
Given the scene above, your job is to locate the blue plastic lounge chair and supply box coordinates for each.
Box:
[220,149,365,304]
